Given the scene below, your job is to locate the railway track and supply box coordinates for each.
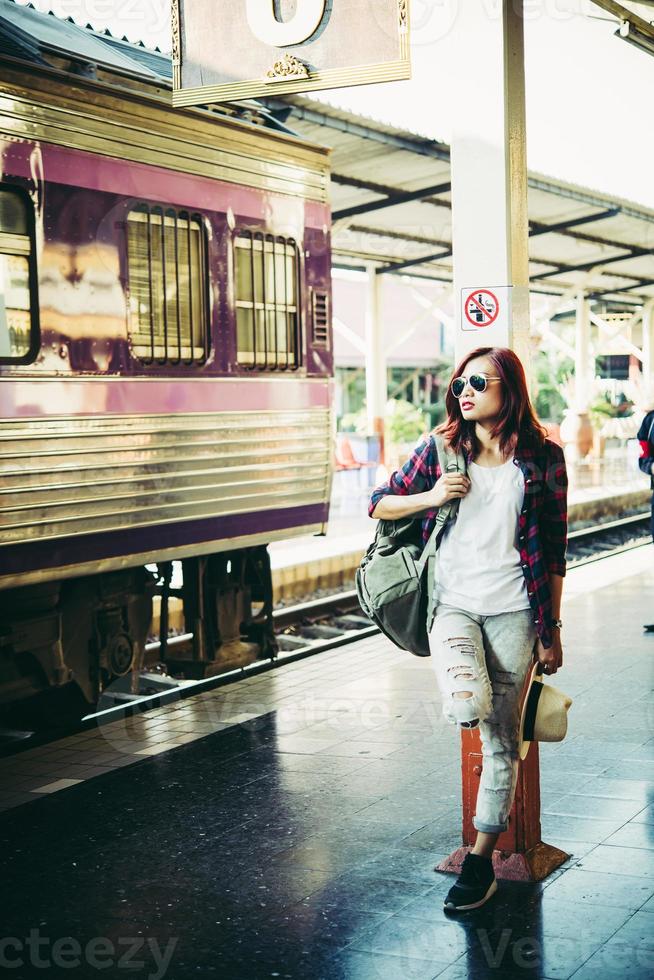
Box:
[1,511,650,752]
[566,510,651,565]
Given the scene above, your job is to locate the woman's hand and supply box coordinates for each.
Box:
[535,632,563,675]
[426,472,471,508]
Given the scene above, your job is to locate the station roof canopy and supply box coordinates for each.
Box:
[1,0,652,313]
[262,94,654,312]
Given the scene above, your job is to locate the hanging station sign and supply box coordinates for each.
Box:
[171,0,411,107]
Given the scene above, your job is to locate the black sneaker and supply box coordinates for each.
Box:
[443,853,497,911]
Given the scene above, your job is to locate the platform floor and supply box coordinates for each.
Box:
[1,546,653,979]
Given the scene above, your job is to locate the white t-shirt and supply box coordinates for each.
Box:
[434,457,530,616]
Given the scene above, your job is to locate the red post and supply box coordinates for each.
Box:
[372,416,385,469]
[436,729,570,881]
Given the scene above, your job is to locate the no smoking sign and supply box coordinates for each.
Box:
[464,289,499,328]
[460,285,512,338]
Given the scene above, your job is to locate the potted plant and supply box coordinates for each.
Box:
[385,398,430,471]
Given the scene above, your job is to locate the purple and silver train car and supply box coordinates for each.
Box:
[0,16,333,720]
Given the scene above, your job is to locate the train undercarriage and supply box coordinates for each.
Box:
[0,546,278,728]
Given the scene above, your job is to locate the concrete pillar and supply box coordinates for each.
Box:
[364,264,386,454]
[642,300,654,395]
[558,291,594,463]
[449,1,530,370]
[574,291,592,410]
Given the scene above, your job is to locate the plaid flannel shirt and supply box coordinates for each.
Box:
[368,435,568,649]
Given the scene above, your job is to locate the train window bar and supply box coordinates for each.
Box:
[271,235,280,371]
[144,207,155,366]
[282,235,290,372]
[185,210,194,367]
[192,211,209,367]
[0,185,40,365]
[248,229,257,372]
[189,212,209,366]
[171,209,182,366]
[290,236,300,372]
[155,205,168,366]
[199,215,210,364]
[255,230,270,369]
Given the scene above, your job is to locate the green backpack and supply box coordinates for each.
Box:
[355,435,467,657]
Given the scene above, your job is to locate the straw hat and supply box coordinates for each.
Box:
[518,661,573,760]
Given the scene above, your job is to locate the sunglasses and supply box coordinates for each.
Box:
[451,374,501,398]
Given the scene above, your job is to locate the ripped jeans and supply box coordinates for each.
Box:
[428,603,537,834]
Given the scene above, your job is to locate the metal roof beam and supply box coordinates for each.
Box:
[590,0,654,43]
[532,220,652,254]
[378,249,453,275]
[343,223,651,298]
[530,259,646,286]
[332,174,451,219]
[532,247,651,280]
[333,180,638,243]
[344,185,646,255]
[347,224,451,249]
[529,207,621,237]
[352,221,629,269]
[333,259,452,285]
[333,181,451,221]
[332,173,395,191]
[590,277,654,299]
[337,192,642,276]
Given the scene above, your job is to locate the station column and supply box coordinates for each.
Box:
[364,263,386,459]
[449,1,530,367]
[574,291,592,410]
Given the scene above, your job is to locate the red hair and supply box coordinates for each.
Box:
[436,347,547,457]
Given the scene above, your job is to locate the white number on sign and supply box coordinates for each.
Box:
[245,0,327,46]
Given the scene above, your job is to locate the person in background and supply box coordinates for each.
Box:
[637,406,654,632]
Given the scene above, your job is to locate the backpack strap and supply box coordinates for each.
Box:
[418,435,467,631]
[416,434,466,574]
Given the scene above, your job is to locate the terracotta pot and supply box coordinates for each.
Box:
[559,409,594,459]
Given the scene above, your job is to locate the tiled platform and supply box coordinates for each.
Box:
[1,547,653,978]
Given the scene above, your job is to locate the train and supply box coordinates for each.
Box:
[0,3,333,724]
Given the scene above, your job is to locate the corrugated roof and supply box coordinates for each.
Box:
[0,0,170,80]
[95,32,172,80]
[264,94,654,310]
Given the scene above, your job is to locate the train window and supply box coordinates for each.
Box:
[0,188,38,364]
[126,205,209,364]
[234,232,300,370]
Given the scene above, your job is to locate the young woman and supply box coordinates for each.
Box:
[369,346,567,912]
